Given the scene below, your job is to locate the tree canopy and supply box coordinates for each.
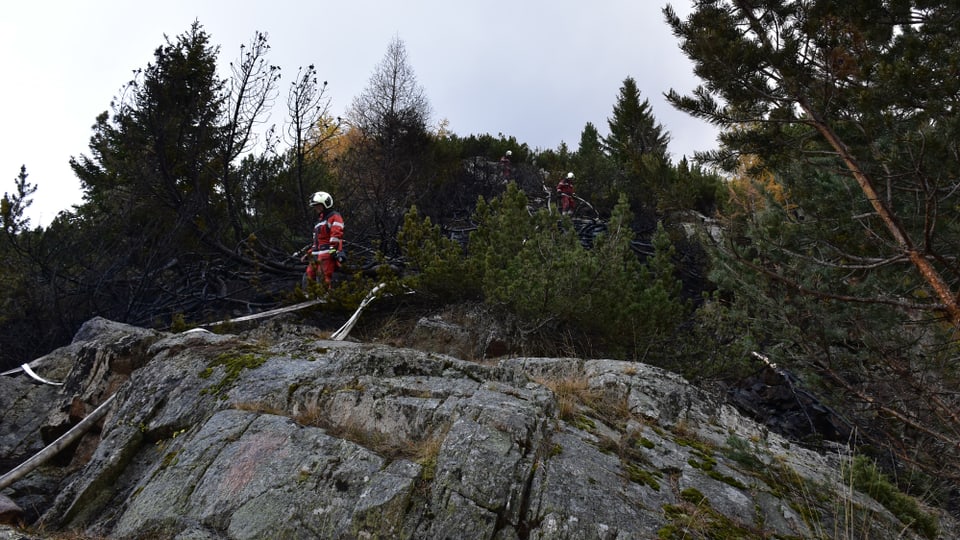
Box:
[666,0,960,327]
[667,0,960,492]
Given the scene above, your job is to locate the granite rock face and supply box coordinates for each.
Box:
[1,317,955,539]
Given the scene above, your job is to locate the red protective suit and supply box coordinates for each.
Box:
[499,154,512,179]
[305,209,344,284]
[557,178,576,215]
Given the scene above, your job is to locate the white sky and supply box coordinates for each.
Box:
[1,0,718,227]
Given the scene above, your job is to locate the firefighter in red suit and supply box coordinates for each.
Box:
[499,150,512,180]
[557,172,576,216]
[301,191,345,285]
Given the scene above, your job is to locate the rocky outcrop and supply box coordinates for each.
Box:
[1,316,955,539]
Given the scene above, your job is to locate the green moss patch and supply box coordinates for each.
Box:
[199,350,268,397]
[658,497,766,540]
[626,463,662,491]
[852,455,939,539]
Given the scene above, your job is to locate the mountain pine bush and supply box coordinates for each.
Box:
[398,183,688,358]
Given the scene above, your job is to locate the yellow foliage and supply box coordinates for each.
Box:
[434,117,452,140]
[725,154,796,217]
[303,115,352,165]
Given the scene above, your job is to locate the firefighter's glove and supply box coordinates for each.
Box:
[335,251,347,264]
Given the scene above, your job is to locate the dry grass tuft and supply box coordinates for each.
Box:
[538,375,598,421]
[292,399,326,427]
[291,399,450,470]
[233,401,285,416]
[537,375,631,430]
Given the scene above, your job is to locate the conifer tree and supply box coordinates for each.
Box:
[666,1,960,488]
[341,36,435,254]
[0,167,60,370]
[603,76,671,211]
[572,122,616,214]
[63,22,226,323]
[604,77,669,163]
[665,1,960,327]
[463,185,686,356]
[397,205,476,300]
[1,166,36,236]
[72,21,225,230]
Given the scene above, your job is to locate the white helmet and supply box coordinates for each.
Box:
[566,172,574,179]
[505,150,512,157]
[309,191,333,209]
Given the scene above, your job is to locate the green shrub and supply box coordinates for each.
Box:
[397,205,478,300]
[851,455,939,539]
[398,183,689,359]
[472,186,688,355]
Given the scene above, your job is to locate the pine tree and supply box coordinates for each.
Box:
[63,22,241,326]
[341,36,435,255]
[1,166,36,236]
[603,76,671,211]
[72,21,225,228]
[587,196,686,356]
[572,122,617,214]
[397,205,476,300]
[604,77,669,162]
[665,1,960,327]
[0,167,60,370]
[665,0,960,491]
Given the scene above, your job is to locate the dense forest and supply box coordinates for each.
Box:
[4,1,960,523]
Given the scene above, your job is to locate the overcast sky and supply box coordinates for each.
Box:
[2,0,718,226]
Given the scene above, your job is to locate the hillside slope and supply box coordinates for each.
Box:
[1,317,954,539]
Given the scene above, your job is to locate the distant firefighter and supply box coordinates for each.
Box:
[499,150,512,179]
[557,172,576,215]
